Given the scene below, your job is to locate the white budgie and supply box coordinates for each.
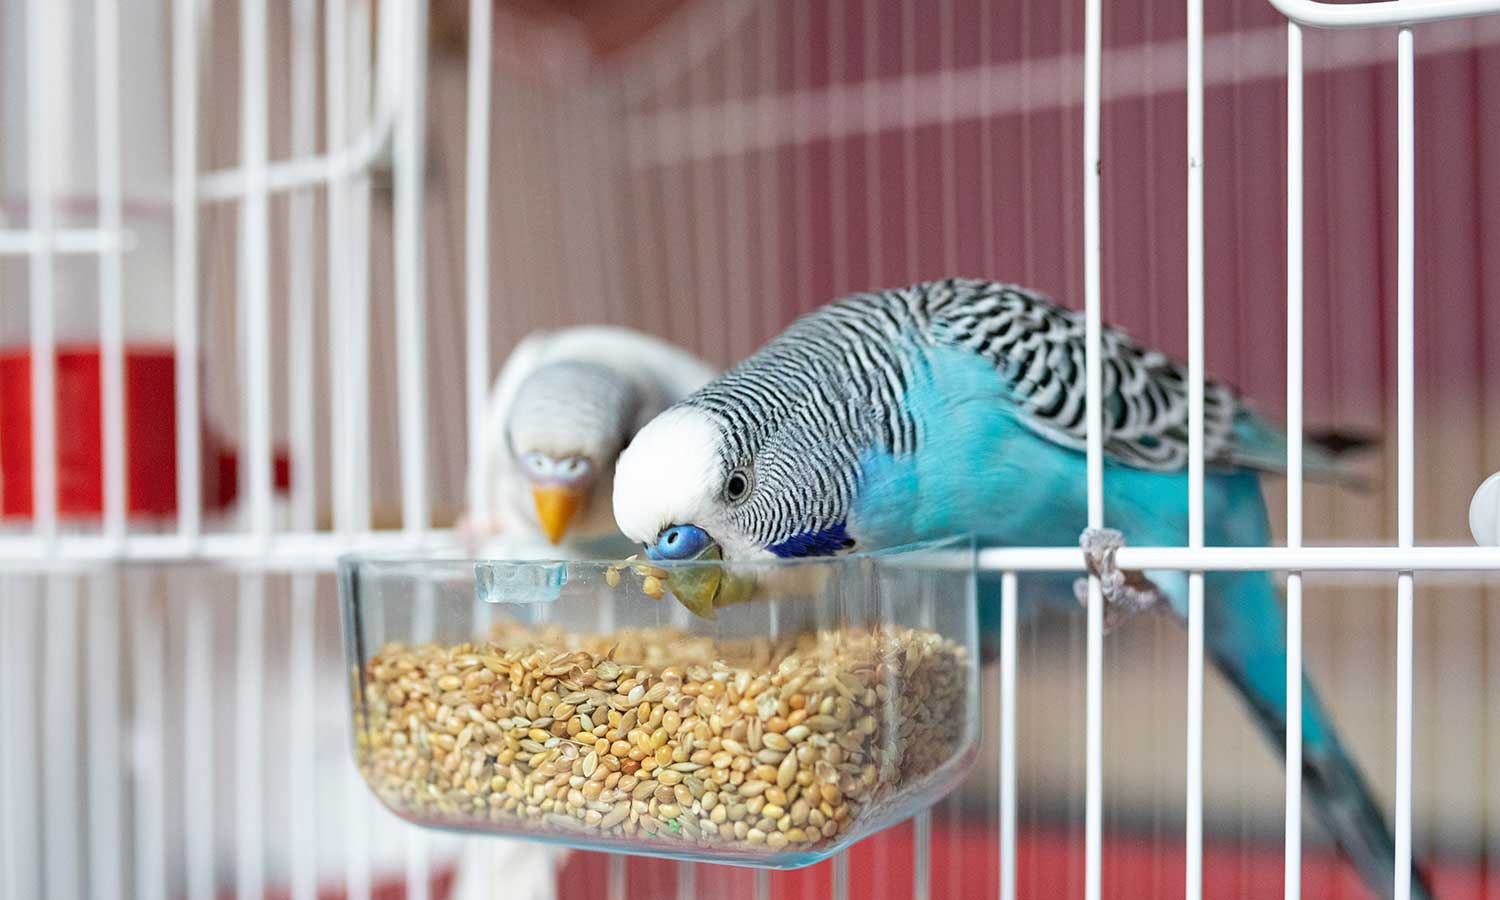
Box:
[452,326,716,900]
[462,325,719,558]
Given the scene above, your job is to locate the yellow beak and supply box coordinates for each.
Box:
[531,485,585,545]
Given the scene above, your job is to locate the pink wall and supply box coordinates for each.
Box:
[671,0,1500,425]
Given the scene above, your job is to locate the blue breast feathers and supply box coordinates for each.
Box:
[767,523,855,558]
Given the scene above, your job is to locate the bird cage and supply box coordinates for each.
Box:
[4,0,1500,899]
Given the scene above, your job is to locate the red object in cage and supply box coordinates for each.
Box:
[0,345,290,521]
[556,823,1492,900]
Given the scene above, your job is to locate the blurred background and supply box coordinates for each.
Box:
[4,0,1500,897]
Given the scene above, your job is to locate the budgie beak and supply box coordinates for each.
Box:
[531,485,585,544]
[666,546,762,621]
[640,525,756,617]
[654,540,758,619]
[664,541,725,617]
[644,525,724,614]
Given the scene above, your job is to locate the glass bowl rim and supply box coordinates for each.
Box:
[337,533,976,574]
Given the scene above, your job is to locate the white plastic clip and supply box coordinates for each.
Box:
[1468,471,1500,545]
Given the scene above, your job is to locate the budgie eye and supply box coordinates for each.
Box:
[723,469,751,504]
[556,456,592,479]
[522,452,553,477]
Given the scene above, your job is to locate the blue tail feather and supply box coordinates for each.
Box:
[1231,410,1375,489]
[1206,571,1430,900]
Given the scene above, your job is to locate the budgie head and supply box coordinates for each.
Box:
[613,395,859,566]
[507,361,640,544]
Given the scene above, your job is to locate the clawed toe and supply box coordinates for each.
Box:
[1075,528,1164,632]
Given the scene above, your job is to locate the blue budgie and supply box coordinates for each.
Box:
[612,279,1429,900]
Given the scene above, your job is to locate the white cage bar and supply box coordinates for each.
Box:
[286,5,320,896]
[1395,25,1416,900]
[172,0,202,544]
[1081,0,1105,897]
[26,0,58,544]
[1184,0,1207,894]
[1283,18,1305,900]
[129,575,165,900]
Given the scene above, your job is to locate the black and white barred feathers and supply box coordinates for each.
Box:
[686,277,1240,474]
